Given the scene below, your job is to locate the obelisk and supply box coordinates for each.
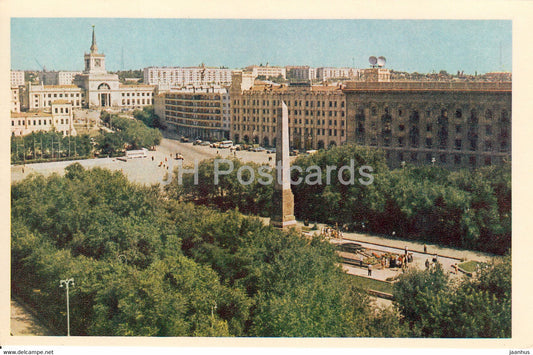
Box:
[270,101,297,229]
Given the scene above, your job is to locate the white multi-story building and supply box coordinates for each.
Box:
[28,84,84,110]
[316,67,360,81]
[25,26,156,112]
[11,101,77,137]
[59,71,82,85]
[11,70,25,87]
[144,66,233,89]
[11,87,21,113]
[38,71,82,85]
[246,65,286,79]
[286,66,317,81]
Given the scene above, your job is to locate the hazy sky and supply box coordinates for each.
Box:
[11,18,512,74]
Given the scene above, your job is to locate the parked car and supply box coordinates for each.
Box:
[180,137,189,143]
[266,148,276,154]
[200,141,211,146]
[230,144,241,151]
[193,140,202,145]
[289,149,299,156]
[252,146,266,152]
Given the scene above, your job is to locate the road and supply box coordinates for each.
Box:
[11,136,282,186]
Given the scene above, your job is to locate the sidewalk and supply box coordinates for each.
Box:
[302,221,498,264]
[10,298,55,336]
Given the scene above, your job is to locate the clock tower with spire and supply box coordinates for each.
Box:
[84,25,107,74]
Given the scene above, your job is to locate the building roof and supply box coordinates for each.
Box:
[342,81,512,92]
[41,85,80,89]
[119,84,155,89]
[12,111,52,118]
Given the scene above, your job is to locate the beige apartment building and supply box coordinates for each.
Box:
[229,70,511,169]
[155,86,231,141]
[230,71,346,149]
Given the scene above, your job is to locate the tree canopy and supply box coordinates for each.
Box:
[12,164,405,337]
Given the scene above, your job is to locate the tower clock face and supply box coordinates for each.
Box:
[95,59,101,67]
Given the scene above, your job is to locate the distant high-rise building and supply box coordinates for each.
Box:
[286,66,316,81]
[316,67,360,81]
[144,66,234,89]
[246,65,287,80]
[11,70,25,87]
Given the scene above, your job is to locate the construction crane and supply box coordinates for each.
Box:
[34,57,46,72]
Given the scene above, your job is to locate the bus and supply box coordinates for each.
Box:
[125,148,148,159]
[218,140,233,148]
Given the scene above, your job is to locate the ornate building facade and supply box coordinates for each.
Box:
[26,26,155,112]
[342,81,511,168]
[230,71,346,149]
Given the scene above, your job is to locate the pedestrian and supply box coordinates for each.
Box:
[425,259,430,269]
[367,264,372,276]
[452,263,458,274]
[404,246,408,256]
[152,156,154,161]
[423,244,427,254]
[432,254,438,263]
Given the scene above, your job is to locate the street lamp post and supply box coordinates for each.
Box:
[59,278,75,336]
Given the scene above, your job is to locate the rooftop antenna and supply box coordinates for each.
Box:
[369,56,377,68]
[121,47,124,70]
[377,56,386,68]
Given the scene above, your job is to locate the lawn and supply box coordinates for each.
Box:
[351,275,394,294]
[458,260,486,273]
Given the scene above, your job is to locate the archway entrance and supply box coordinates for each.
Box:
[98,83,111,107]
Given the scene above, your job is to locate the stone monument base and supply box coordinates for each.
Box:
[270,189,297,229]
